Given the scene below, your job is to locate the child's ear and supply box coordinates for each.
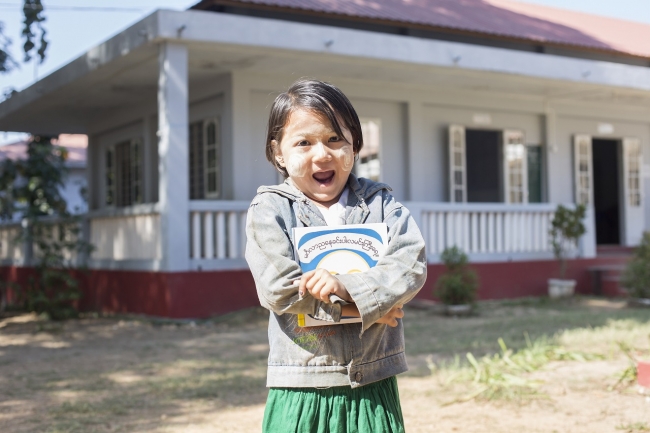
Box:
[272,140,285,167]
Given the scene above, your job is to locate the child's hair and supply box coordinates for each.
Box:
[265,79,364,178]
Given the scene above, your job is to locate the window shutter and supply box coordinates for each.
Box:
[189,120,204,200]
[204,118,220,199]
[448,125,466,203]
[503,130,527,204]
[622,137,644,245]
[105,147,115,206]
[131,138,143,205]
[573,135,593,206]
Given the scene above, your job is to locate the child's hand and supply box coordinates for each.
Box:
[376,305,404,327]
[297,269,352,304]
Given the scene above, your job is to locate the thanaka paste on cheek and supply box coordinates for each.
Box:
[335,145,354,171]
[287,153,308,178]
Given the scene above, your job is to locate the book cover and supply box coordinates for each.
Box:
[293,223,388,327]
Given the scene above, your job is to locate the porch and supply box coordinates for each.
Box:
[0,199,615,318]
[0,201,595,270]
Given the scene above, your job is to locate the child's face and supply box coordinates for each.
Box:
[274,108,355,208]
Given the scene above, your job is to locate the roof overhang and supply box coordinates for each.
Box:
[1,9,650,134]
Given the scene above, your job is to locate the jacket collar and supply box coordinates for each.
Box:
[256,174,392,227]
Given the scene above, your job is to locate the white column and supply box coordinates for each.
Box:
[158,42,189,271]
[230,72,252,200]
[406,99,425,201]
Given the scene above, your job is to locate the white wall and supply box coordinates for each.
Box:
[350,99,408,202]
[84,66,650,251]
[60,167,87,214]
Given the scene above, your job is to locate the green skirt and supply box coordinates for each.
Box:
[262,376,405,433]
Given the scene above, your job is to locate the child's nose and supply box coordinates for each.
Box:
[312,142,332,162]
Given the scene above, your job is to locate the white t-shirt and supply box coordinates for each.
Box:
[320,188,349,226]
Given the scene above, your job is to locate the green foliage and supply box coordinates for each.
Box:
[621,232,650,299]
[21,0,47,63]
[435,246,478,306]
[0,136,92,319]
[0,22,19,73]
[610,341,638,391]
[439,334,602,404]
[0,136,68,219]
[0,0,48,74]
[549,204,587,278]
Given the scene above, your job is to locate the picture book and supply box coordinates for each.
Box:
[292,223,388,327]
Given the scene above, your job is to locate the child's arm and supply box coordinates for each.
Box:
[334,191,427,332]
[245,196,343,322]
[298,268,353,303]
[341,303,405,327]
[299,259,406,327]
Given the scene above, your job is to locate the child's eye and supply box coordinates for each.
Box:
[297,140,310,147]
[329,136,341,142]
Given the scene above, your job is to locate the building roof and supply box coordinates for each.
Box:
[192,0,650,60]
[0,134,87,168]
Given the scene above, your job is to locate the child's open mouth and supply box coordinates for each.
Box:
[313,171,335,186]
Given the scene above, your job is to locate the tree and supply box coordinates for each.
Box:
[0,136,92,319]
[0,0,47,74]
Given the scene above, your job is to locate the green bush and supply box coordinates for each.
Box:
[435,246,479,305]
[549,204,587,278]
[0,136,92,320]
[621,232,650,299]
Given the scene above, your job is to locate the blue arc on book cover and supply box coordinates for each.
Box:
[295,225,387,275]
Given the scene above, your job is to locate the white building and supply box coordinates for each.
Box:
[0,0,648,317]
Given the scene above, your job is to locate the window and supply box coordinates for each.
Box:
[189,118,220,199]
[527,145,543,203]
[105,148,114,206]
[448,126,529,204]
[503,130,527,204]
[448,125,466,203]
[573,135,593,206]
[105,138,143,207]
[356,118,381,181]
[624,138,642,207]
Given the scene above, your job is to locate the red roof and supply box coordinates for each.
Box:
[193,0,650,59]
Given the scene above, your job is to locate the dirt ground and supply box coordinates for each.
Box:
[1,298,650,432]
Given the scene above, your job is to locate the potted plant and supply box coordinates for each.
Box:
[548,204,587,298]
[621,231,650,307]
[435,246,479,315]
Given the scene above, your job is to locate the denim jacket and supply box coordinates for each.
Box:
[245,175,427,388]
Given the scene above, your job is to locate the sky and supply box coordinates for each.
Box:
[0,0,649,145]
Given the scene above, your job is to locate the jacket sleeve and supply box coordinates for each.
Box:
[245,195,342,321]
[335,191,427,332]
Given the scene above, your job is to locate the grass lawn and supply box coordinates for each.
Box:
[1,297,649,432]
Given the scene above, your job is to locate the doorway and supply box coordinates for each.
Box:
[592,139,620,245]
[466,129,502,202]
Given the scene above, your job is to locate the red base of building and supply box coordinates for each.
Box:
[0,255,629,319]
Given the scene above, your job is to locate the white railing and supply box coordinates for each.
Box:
[2,201,591,271]
[0,217,84,265]
[187,201,587,267]
[189,201,250,270]
[407,202,577,262]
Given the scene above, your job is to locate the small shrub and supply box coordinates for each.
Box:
[621,232,650,299]
[549,204,586,278]
[435,246,478,305]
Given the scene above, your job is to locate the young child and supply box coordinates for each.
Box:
[245,79,427,433]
